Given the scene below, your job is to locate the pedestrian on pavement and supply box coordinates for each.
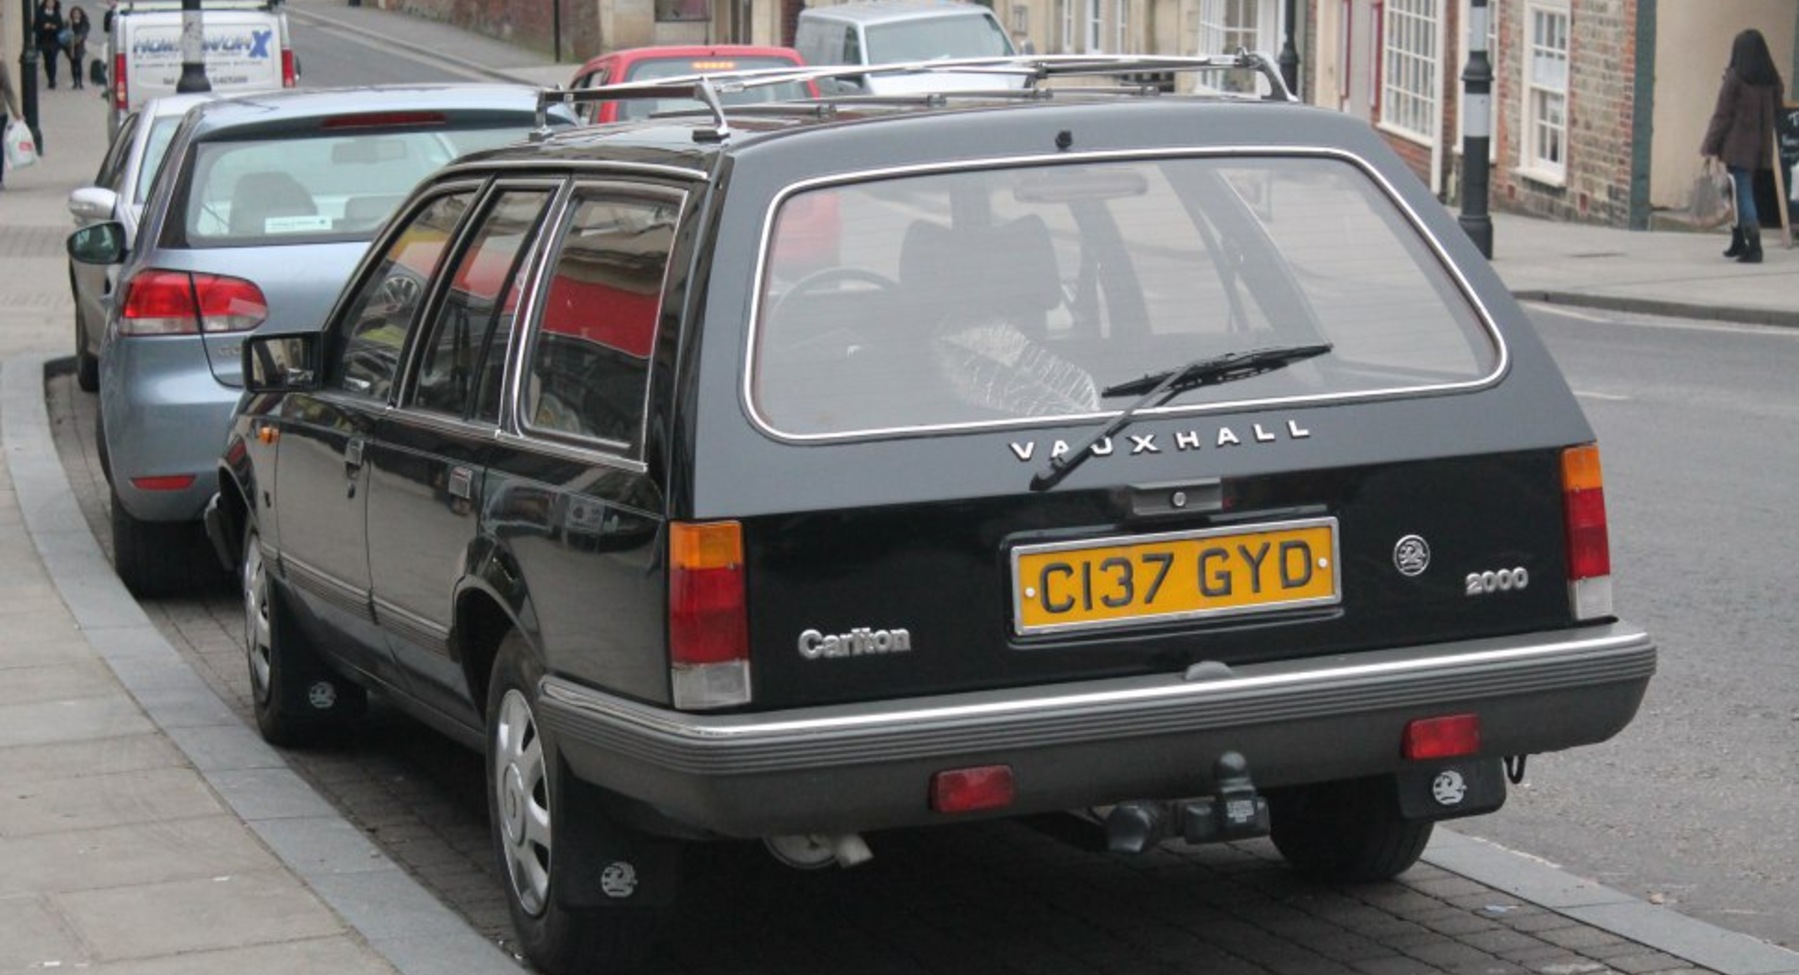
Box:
[34,0,67,90]
[66,6,92,91]
[1,62,22,190]
[1702,27,1785,265]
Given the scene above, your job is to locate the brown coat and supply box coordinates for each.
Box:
[1701,71,1783,170]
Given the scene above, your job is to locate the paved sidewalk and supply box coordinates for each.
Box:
[2,3,1798,974]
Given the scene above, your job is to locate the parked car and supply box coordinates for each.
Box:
[566,44,815,123]
[794,0,1019,93]
[66,84,575,597]
[208,54,1655,975]
[103,0,296,135]
[68,93,223,392]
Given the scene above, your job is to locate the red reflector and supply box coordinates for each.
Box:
[1404,714,1481,760]
[930,766,1016,814]
[321,111,447,130]
[669,522,747,666]
[131,475,197,492]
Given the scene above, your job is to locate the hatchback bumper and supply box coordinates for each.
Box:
[101,336,237,522]
[537,622,1656,838]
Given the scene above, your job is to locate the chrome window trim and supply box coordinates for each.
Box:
[511,180,691,463]
[392,178,565,422]
[438,158,710,184]
[740,145,1511,444]
[493,430,652,476]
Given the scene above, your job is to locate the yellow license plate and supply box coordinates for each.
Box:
[1011,518,1340,635]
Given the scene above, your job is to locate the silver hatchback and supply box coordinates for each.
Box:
[68,84,571,596]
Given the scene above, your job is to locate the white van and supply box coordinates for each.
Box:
[105,0,295,134]
[794,0,1019,95]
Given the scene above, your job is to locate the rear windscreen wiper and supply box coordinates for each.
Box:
[1030,343,1331,492]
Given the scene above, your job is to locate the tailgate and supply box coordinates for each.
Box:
[741,450,1579,709]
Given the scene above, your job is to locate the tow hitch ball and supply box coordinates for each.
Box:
[1106,752,1270,854]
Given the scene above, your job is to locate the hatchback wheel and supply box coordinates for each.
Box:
[242,525,361,746]
[74,307,99,393]
[487,632,667,975]
[1269,776,1433,883]
[110,488,224,597]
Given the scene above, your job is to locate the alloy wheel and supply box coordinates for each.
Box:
[495,687,552,916]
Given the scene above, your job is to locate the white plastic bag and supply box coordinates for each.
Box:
[4,119,38,171]
[1688,158,1731,228]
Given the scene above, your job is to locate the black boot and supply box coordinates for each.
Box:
[1724,227,1747,258]
[1738,226,1763,264]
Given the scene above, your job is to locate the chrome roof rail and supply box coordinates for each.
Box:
[531,50,1296,141]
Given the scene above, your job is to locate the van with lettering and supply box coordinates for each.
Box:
[105,0,295,134]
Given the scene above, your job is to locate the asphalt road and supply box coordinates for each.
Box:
[1458,305,1799,950]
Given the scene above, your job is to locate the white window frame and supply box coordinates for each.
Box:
[1521,0,1570,185]
[1193,0,1277,94]
[1380,0,1440,145]
[1060,0,1076,53]
[1087,0,1103,52]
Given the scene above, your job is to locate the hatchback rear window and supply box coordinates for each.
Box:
[750,154,1500,438]
[180,126,533,246]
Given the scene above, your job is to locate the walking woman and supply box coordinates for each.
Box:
[66,6,92,91]
[1702,28,1786,264]
[1,62,22,190]
[34,0,66,90]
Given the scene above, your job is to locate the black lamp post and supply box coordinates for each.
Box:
[19,0,42,152]
[1458,0,1493,258]
[175,0,210,93]
[1277,0,1298,99]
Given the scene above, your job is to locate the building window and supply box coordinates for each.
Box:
[1381,0,1439,144]
[1087,0,1103,52]
[1115,0,1129,52]
[1059,0,1076,53]
[1195,0,1268,94]
[1523,1,1569,183]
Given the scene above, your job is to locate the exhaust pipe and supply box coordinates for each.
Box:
[765,833,873,869]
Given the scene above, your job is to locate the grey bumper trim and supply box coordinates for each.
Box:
[539,624,1655,775]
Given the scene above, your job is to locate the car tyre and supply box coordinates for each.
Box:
[74,307,99,393]
[1269,776,1433,883]
[242,524,363,746]
[110,487,226,597]
[487,632,665,975]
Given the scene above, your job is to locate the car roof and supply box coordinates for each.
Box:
[800,0,997,24]
[181,84,551,139]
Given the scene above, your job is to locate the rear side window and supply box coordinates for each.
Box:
[177,125,531,246]
[751,154,1499,438]
[522,190,682,456]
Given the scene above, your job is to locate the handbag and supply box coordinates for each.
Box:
[1689,158,1733,228]
[55,27,71,46]
[4,119,39,170]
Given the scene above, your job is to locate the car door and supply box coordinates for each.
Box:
[272,185,483,686]
[365,183,559,724]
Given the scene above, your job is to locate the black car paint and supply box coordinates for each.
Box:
[216,95,1644,839]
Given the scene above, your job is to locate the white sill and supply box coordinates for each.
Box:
[1513,164,1567,189]
[1374,120,1435,149]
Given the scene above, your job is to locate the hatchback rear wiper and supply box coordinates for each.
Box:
[1030,343,1331,492]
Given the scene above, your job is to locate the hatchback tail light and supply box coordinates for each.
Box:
[1561,443,1613,620]
[669,520,750,709]
[119,270,268,337]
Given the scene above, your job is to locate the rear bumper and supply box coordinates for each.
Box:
[538,623,1655,838]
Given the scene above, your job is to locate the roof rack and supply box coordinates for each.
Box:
[531,51,1294,143]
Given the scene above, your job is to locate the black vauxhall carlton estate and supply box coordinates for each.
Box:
[207,54,1656,975]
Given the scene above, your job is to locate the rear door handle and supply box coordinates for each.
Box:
[345,438,365,469]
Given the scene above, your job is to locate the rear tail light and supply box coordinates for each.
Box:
[113,52,127,110]
[119,270,268,337]
[669,520,750,709]
[1561,443,1613,620]
[1403,714,1481,760]
[281,49,298,88]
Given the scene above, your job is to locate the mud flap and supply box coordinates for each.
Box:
[553,772,686,910]
[1395,758,1507,822]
